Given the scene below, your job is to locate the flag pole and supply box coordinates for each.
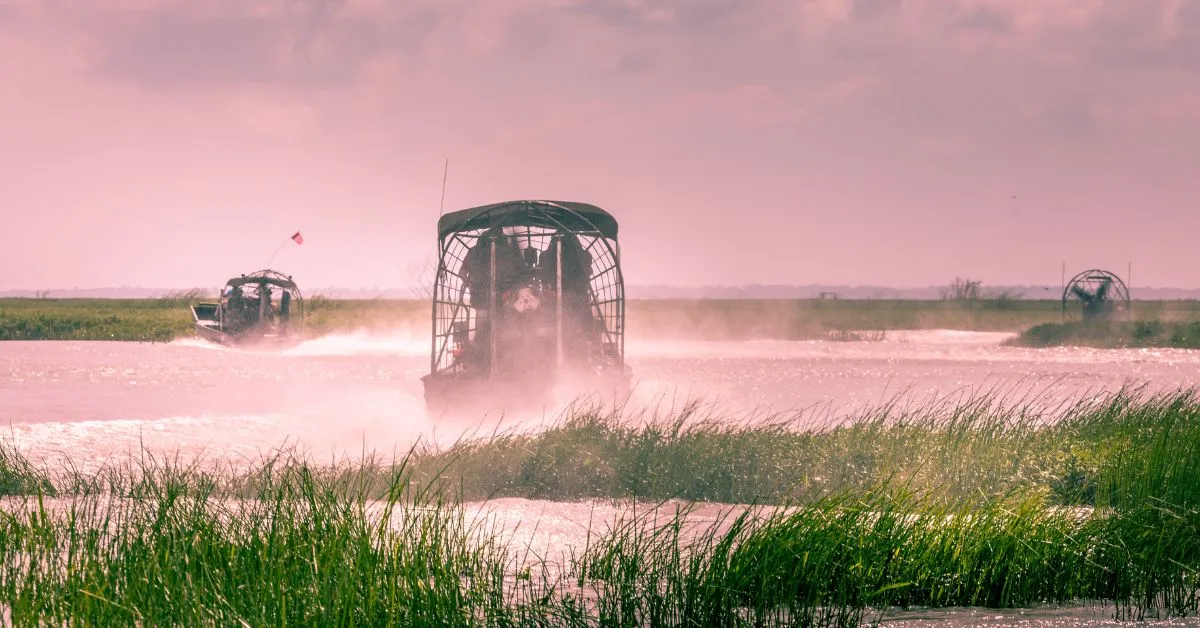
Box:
[438,158,449,217]
[266,240,289,268]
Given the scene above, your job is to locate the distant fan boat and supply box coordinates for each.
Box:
[190,269,305,347]
[1062,269,1129,322]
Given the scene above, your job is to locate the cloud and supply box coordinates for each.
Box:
[4,0,1200,289]
[568,0,760,34]
[954,5,1015,33]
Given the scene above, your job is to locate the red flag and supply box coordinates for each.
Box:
[291,231,304,245]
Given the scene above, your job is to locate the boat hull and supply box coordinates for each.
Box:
[191,321,302,349]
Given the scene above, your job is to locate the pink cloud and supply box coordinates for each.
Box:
[3,0,1200,291]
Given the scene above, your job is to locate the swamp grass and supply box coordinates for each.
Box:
[0,297,426,342]
[5,389,1200,623]
[1014,320,1200,349]
[6,296,1200,342]
[0,298,194,342]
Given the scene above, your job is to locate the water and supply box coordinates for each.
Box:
[4,328,1200,468]
[4,330,1200,625]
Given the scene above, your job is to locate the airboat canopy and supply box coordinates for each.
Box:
[423,199,630,415]
[437,200,619,242]
[226,275,298,290]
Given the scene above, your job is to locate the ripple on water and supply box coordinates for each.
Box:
[2,331,1200,468]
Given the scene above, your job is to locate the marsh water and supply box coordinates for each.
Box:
[4,330,1198,463]
[3,330,1200,625]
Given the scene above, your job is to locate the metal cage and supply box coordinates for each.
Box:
[1061,269,1130,322]
[426,201,625,389]
[219,269,305,333]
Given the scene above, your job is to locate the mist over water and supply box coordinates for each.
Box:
[4,329,1200,472]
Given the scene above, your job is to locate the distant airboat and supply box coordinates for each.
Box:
[421,200,631,414]
[1062,269,1130,322]
[190,269,304,347]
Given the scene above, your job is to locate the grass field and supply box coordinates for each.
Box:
[4,389,1200,624]
[0,296,427,341]
[6,296,1200,342]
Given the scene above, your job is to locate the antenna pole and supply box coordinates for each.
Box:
[488,238,497,379]
[556,236,564,370]
[1128,261,1133,319]
[1061,261,1066,322]
[266,240,289,268]
[438,158,449,216]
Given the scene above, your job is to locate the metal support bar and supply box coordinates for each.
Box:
[489,238,497,379]
[556,235,564,370]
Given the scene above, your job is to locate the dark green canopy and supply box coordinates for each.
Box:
[437,200,619,242]
[226,274,298,290]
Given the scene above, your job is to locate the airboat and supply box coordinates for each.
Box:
[190,269,305,347]
[1062,269,1130,322]
[421,200,631,414]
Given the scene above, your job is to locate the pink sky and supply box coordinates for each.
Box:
[2,0,1199,291]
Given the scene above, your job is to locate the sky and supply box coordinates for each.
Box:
[2,0,1200,291]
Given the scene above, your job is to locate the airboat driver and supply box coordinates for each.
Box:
[280,290,292,325]
[259,284,275,325]
[538,231,595,363]
[458,227,535,376]
[224,285,249,331]
[461,227,527,310]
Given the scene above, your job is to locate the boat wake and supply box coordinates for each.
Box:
[282,329,427,357]
[170,328,427,357]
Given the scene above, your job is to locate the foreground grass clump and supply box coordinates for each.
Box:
[2,452,1200,624]
[575,488,1200,625]
[5,390,1200,623]
[379,388,1200,509]
[0,456,545,625]
[1014,320,1200,349]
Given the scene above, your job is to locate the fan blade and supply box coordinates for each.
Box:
[1095,280,1110,301]
[1071,285,1093,301]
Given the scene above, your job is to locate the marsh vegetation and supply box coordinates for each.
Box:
[8,294,1200,351]
[4,389,1200,624]
[1014,320,1200,349]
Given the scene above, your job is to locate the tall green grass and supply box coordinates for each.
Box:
[308,388,1200,508]
[0,297,426,341]
[5,389,1200,623]
[0,455,541,625]
[1014,320,1200,349]
[0,299,193,341]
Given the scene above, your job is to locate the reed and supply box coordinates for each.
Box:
[0,299,192,341]
[303,387,1200,508]
[5,389,1200,623]
[1014,320,1200,349]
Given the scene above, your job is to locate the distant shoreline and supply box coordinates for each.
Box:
[6,285,1200,300]
[6,297,1200,343]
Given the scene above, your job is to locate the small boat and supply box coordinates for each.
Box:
[421,200,632,415]
[190,269,304,347]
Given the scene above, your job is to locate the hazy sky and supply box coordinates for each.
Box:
[3,0,1200,291]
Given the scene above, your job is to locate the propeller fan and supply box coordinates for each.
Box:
[1063,270,1127,322]
[1070,276,1110,304]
